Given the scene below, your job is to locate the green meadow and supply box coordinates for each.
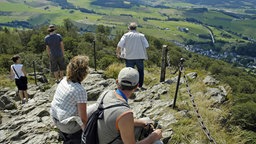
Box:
[0,0,254,45]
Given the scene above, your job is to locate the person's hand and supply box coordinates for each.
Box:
[149,129,162,141]
[144,122,154,131]
[116,53,120,59]
[8,75,14,80]
[81,124,86,131]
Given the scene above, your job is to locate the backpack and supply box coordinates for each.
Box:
[81,91,129,144]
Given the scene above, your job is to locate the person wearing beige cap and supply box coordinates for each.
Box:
[44,24,66,83]
[89,67,163,144]
[116,22,149,90]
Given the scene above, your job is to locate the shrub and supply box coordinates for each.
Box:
[98,56,118,70]
[231,101,256,131]
[104,63,124,79]
[0,54,13,73]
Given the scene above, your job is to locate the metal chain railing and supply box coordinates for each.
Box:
[161,44,217,143]
[180,66,217,144]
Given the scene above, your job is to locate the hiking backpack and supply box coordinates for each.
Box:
[81,91,129,144]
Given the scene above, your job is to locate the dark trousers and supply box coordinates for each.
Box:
[125,59,144,87]
[58,129,82,144]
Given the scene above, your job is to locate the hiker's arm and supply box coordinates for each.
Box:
[46,45,50,57]
[21,65,27,76]
[118,113,162,144]
[60,41,64,56]
[134,119,148,127]
[116,46,121,58]
[142,36,149,48]
[116,35,125,58]
[136,129,162,144]
[118,112,136,144]
[9,66,14,78]
[78,103,87,130]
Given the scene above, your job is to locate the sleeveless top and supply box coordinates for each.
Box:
[11,64,25,79]
[97,90,132,144]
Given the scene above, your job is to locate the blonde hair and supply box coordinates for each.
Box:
[66,55,89,83]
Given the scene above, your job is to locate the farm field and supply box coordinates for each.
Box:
[0,0,255,45]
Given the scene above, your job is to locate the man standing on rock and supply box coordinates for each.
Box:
[45,24,65,83]
[116,22,149,90]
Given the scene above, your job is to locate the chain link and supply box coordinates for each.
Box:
[181,67,217,144]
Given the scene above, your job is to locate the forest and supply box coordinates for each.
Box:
[0,19,255,140]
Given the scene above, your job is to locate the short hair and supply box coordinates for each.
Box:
[128,22,137,30]
[119,84,138,91]
[11,55,20,63]
[47,24,56,32]
[66,55,89,83]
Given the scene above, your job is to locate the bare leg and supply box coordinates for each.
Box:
[54,71,60,81]
[23,90,29,102]
[59,70,64,80]
[19,90,24,103]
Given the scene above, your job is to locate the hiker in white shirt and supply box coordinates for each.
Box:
[10,55,28,104]
[116,22,149,90]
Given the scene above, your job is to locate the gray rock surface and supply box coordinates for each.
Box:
[0,71,227,144]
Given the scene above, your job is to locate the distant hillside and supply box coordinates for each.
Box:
[0,0,255,71]
[180,0,256,8]
[140,0,256,9]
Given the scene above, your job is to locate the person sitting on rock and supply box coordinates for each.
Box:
[89,67,163,144]
[50,55,89,144]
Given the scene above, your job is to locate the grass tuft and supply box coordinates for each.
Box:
[104,63,125,79]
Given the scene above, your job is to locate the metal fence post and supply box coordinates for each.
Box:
[173,58,185,109]
[160,45,168,82]
[93,40,96,71]
[33,61,37,85]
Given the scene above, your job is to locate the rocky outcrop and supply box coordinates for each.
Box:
[203,76,228,103]
[0,71,228,144]
[203,75,219,85]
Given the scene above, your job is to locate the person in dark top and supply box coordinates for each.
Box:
[45,25,66,83]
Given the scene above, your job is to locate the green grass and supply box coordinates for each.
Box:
[137,20,212,43]
[230,19,256,37]
[0,75,16,88]
[67,0,95,8]
[1,0,255,43]
[165,69,248,144]
[104,63,125,79]
[184,9,256,38]
[123,65,251,144]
